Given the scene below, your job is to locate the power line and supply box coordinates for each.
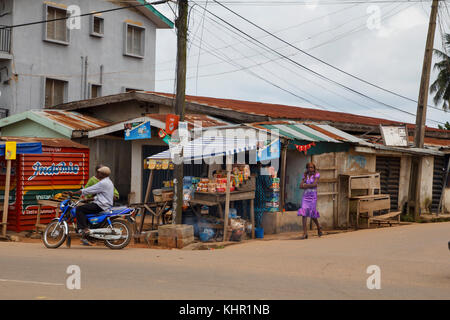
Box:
[189,5,409,121]
[192,1,446,124]
[212,0,448,114]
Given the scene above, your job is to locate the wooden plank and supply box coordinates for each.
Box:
[318,178,338,183]
[350,177,380,190]
[37,200,61,207]
[317,192,338,196]
[359,198,391,213]
[250,199,255,239]
[370,211,401,221]
[189,199,219,207]
[350,194,390,200]
[223,162,232,242]
[1,159,11,237]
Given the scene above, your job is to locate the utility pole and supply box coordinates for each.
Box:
[174,0,188,224]
[410,0,439,219]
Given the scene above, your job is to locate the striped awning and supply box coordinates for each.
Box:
[248,121,370,145]
[145,134,264,163]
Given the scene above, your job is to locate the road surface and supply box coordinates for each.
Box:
[0,222,449,299]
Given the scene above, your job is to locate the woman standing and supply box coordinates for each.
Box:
[298,162,322,239]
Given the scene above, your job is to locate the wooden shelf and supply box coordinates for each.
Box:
[318,192,338,196]
[319,178,338,183]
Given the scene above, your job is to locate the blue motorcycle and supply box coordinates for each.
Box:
[43,196,135,249]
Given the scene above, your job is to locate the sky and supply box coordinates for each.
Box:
[151,0,450,128]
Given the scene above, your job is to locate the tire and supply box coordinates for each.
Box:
[43,220,67,249]
[104,219,131,250]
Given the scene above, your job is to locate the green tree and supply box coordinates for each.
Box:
[437,121,450,130]
[430,34,450,111]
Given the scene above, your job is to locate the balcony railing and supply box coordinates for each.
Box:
[0,28,11,53]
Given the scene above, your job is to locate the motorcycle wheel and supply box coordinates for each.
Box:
[104,219,131,250]
[43,220,67,249]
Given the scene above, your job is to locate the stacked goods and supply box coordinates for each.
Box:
[265,177,280,212]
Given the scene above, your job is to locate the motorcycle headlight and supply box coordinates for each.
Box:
[60,199,68,210]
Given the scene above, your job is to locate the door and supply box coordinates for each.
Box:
[432,156,449,213]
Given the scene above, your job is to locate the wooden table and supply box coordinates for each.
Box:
[130,200,173,243]
[190,190,255,239]
[35,199,61,231]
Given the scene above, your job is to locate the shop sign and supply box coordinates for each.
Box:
[124,121,151,140]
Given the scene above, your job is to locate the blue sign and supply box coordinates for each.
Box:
[124,121,151,140]
[256,139,280,162]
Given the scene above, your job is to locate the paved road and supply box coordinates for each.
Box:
[0,222,449,300]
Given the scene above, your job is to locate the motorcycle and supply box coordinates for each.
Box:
[43,196,135,250]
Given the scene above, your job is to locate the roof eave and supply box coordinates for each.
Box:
[135,0,174,29]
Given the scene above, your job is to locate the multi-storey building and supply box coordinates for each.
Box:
[0,0,172,117]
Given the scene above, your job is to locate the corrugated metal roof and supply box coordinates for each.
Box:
[246,121,369,144]
[0,137,89,149]
[33,110,110,130]
[146,92,449,134]
[145,113,231,130]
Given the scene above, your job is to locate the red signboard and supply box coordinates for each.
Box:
[165,114,179,135]
[1,146,90,232]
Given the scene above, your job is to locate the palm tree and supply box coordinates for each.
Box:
[430,34,450,111]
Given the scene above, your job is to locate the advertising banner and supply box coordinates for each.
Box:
[124,121,151,140]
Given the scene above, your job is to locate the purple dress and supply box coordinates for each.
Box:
[297,172,320,218]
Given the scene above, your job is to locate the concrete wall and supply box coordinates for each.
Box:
[284,150,310,208]
[398,155,411,211]
[443,188,450,213]
[0,0,159,115]
[420,156,434,212]
[75,137,132,203]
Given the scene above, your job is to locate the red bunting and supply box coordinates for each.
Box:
[295,142,316,155]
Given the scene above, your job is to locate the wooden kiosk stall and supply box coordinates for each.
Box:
[142,134,261,242]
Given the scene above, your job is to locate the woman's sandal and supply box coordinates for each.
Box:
[299,234,308,240]
[318,228,323,237]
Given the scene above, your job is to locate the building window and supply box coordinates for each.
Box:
[45,78,67,108]
[90,15,104,37]
[124,23,145,58]
[90,83,102,98]
[0,0,7,14]
[44,4,69,45]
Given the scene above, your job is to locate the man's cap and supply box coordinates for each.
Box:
[97,166,111,176]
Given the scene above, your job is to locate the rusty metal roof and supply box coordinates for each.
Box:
[34,110,110,130]
[145,113,230,130]
[0,110,110,138]
[246,121,370,145]
[0,137,89,149]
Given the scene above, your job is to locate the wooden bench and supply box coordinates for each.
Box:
[346,173,401,229]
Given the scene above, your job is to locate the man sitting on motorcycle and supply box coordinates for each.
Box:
[69,166,114,246]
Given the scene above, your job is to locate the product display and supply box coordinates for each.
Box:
[265,176,280,212]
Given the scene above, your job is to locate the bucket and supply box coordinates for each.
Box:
[153,189,163,202]
[199,232,212,242]
[255,227,264,239]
